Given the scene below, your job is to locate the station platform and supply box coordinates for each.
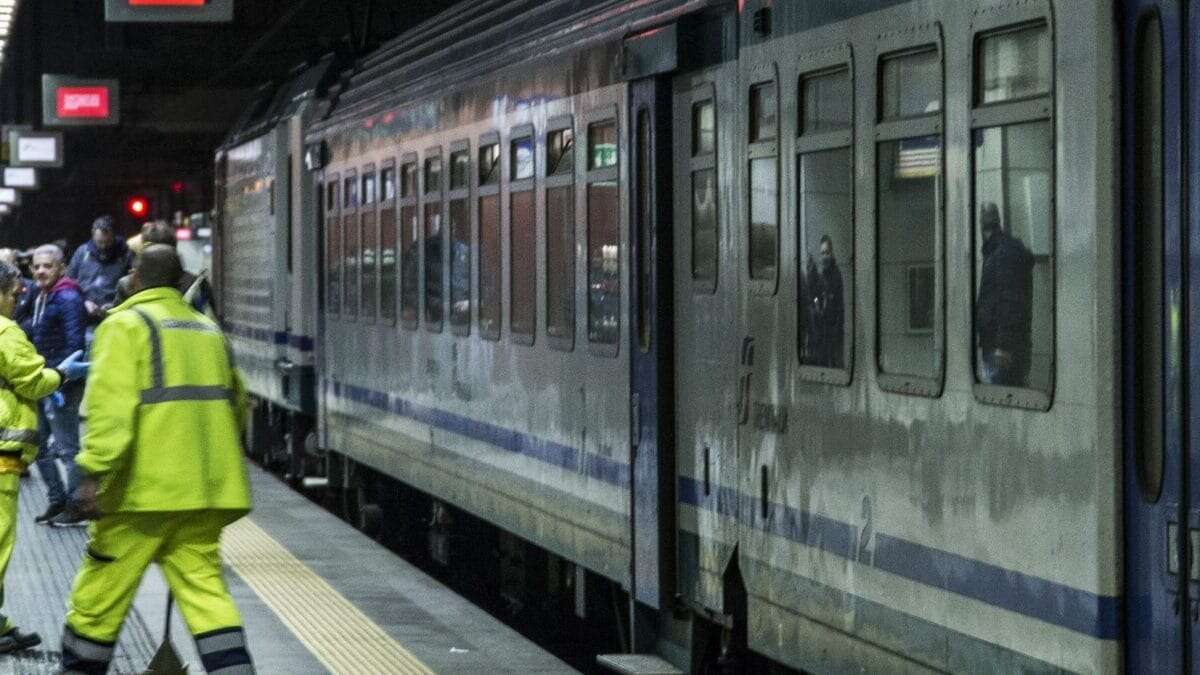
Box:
[0,462,575,674]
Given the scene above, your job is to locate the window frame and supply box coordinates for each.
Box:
[341,168,359,320]
[379,158,398,326]
[687,82,719,295]
[325,172,341,317]
[447,139,472,337]
[477,131,502,341]
[873,26,945,398]
[796,46,855,387]
[423,146,445,333]
[398,153,420,330]
[968,9,1056,411]
[508,124,537,346]
[583,105,621,357]
[544,114,576,351]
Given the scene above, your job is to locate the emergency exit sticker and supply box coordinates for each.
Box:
[56,87,111,119]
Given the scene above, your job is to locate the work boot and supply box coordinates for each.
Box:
[35,501,65,525]
[50,508,88,528]
[0,628,40,654]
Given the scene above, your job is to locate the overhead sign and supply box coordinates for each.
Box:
[10,131,64,168]
[43,76,120,127]
[3,167,38,190]
[105,0,233,22]
[0,188,22,206]
[0,125,31,165]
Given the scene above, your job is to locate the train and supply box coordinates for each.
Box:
[211,0,1200,671]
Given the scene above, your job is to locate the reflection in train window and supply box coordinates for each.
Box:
[691,168,717,282]
[342,208,359,317]
[449,198,470,332]
[361,172,376,205]
[450,149,469,190]
[343,176,357,208]
[976,23,1051,104]
[425,156,441,194]
[401,162,416,198]
[380,167,396,201]
[510,189,535,337]
[587,181,619,344]
[479,193,502,340]
[748,157,778,281]
[749,82,777,142]
[511,136,534,181]
[326,181,340,314]
[801,67,851,134]
[547,128,574,176]
[546,184,574,339]
[798,147,852,369]
[479,143,500,185]
[877,135,941,378]
[399,162,418,326]
[424,200,443,328]
[361,207,377,319]
[588,121,617,170]
[879,48,941,119]
[380,202,396,321]
[692,100,714,156]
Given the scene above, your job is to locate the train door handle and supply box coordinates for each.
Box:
[737,373,752,426]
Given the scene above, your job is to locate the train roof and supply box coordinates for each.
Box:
[219,54,340,151]
[309,0,719,136]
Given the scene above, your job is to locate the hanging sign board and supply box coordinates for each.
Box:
[43,76,120,127]
[3,167,38,190]
[105,0,233,22]
[0,188,22,206]
[10,131,64,168]
[0,125,31,164]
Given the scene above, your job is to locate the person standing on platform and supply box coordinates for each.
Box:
[61,245,255,675]
[0,261,88,654]
[66,215,132,329]
[0,249,36,330]
[27,244,88,526]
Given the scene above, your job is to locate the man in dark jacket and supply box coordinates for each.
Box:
[975,202,1034,387]
[28,244,88,525]
[803,235,846,368]
[66,216,132,324]
[0,249,36,330]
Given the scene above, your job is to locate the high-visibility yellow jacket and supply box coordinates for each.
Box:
[78,286,251,516]
[0,315,62,468]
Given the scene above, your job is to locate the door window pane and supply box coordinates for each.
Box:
[479,193,502,338]
[801,67,852,134]
[343,176,357,207]
[400,205,419,323]
[342,214,359,315]
[510,190,535,336]
[880,48,941,119]
[326,185,340,314]
[750,82,777,141]
[480,143,500,185]
[637,109,653,353]
[511,136,534,181]
[450,150,469,190]
[548,128,575,176]
[401,163,416,198]
[691,169,717,282]
[693,100,715,156]
[973,121,1053,392]
[589,121,617,170]
[449,199,470,331]
[381,168,396,201]
[425,157,442,194]
[877,135,941,377]
[424,203,443,326]
[976,23,1051,104]
[361,172,376,205]
[546,185,574,338]
[361,211,377,318]
[587,181,619,344]
[798,147,851,368]
[749,157,778,281]
[380,206,396,320]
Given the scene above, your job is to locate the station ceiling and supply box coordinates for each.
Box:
[0,0,456,248]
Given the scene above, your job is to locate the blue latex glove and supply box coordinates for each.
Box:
[57,350,90,382]
[48,391,65,410]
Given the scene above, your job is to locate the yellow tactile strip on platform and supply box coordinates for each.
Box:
[222,517,435,675]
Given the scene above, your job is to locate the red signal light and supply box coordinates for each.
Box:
[128,197,148,217]
[171,181,184,194]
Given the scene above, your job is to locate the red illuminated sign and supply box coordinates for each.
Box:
[129,0,205,5]
[56,87,111,119]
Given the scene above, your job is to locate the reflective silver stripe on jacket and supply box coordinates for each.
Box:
[131,307,234,405]
[0,428,37,444]
[196,629,247,656]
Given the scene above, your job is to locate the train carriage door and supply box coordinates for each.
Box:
[1121,0,1188,670]
[1186,0,1200,666]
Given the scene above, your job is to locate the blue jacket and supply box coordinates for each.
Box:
[29,277,87,367]
[67,238,133,308]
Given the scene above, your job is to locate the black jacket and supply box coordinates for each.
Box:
[976,231,1034,357]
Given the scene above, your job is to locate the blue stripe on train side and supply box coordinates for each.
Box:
[222,320,314,352]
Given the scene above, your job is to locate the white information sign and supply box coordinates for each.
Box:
[0,188,21,205]
[3,167,37,189]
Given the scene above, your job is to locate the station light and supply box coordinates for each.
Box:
[127,196,148,218]
[171,180,184,194]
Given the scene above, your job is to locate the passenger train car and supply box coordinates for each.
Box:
[213,0,1200,671]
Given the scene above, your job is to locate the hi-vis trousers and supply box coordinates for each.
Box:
[61,510,254,675]
[0,472,19,634]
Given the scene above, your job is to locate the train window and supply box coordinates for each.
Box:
[380,193,397,322]
[343,194,359,318]
[361,204,378,319]
[510,189,535,339]
[343,176,357,208]
[798,148,852,372]
[749,82,777,141]
[380,167,396,201]
[511,136,534,181]
[976,23,1051,105]
[588,121,617,170]
[479,142,500,185]
[325,180,341,314]
[450,150,469,190]
[692,100,715,156]
[587,182,619,345]
[425,153,444,330]
[424,157,441,194]
[748,158,778,282]
[400,160,419,327]
[548,128,574,176]
[636,108,653,353]
[361,172,376,205]
[479,193,502,340]
[449,197,470,333]
[879,48,941,119]
[801,67,851,134]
